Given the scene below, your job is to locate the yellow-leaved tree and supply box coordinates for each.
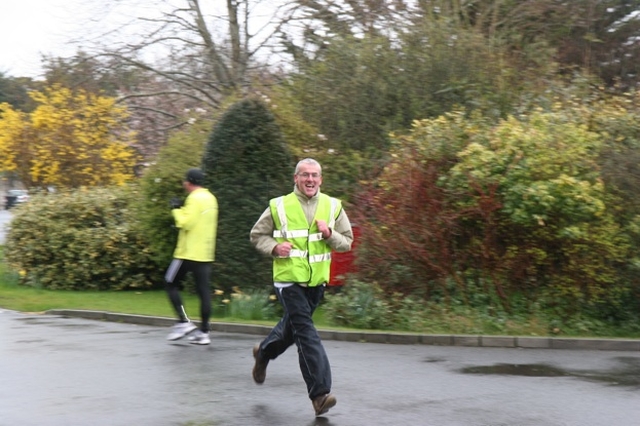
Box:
[0,84,138,188]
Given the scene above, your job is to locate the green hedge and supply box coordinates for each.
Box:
[4,186,157,290]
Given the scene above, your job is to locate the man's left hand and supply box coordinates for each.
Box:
[316,219,332,239]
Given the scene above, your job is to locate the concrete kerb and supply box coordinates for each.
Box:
[45,309,640,352]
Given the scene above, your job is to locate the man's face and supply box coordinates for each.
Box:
[294,163,323,198]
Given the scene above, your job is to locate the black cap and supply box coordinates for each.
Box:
[185,168,205,185]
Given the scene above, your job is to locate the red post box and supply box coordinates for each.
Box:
[328,223,360,287]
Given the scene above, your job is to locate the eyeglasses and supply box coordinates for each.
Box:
[297,172,321,179]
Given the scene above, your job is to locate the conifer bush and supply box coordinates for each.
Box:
[202,98,293,291]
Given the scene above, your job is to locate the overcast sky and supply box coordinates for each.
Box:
[0,0,95,78]
[0,0,284,79]
[0,0,186,79]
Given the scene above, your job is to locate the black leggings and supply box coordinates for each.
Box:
[165,259,212,332]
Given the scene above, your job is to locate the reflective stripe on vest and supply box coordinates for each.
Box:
[273,229,309,239]
[269,193,341,286]
[286,251,332,264]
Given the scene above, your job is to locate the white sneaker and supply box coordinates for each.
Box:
[188,330,211,345]
[166,322,197,341]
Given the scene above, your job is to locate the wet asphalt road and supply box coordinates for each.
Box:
[1,309,639,426]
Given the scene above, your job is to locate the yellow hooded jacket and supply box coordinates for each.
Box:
[172,187,218,262]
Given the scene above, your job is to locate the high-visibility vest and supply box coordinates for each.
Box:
[269,193,341,286]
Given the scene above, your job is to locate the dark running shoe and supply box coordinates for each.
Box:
[252,343,269,384]
[312,393,337,416]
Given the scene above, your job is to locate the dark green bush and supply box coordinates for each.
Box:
[4,186,157,290]
[202,98,293,291]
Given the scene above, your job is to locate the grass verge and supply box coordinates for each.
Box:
[0,252,328,326]
[2,247,639,338]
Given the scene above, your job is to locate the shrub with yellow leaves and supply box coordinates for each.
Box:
[0,84,138,189]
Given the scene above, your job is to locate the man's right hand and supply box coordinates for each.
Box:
[272,242,293,257]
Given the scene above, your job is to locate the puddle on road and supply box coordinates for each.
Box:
[15,317,56,326]
[463,363,568,377]
[461,357,640,387]
[16,316,99,329]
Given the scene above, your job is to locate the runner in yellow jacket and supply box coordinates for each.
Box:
[165,168,218,345]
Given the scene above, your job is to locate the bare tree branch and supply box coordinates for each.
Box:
[125,105,180,119]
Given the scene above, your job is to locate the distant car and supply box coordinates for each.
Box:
[5,189,29,210]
